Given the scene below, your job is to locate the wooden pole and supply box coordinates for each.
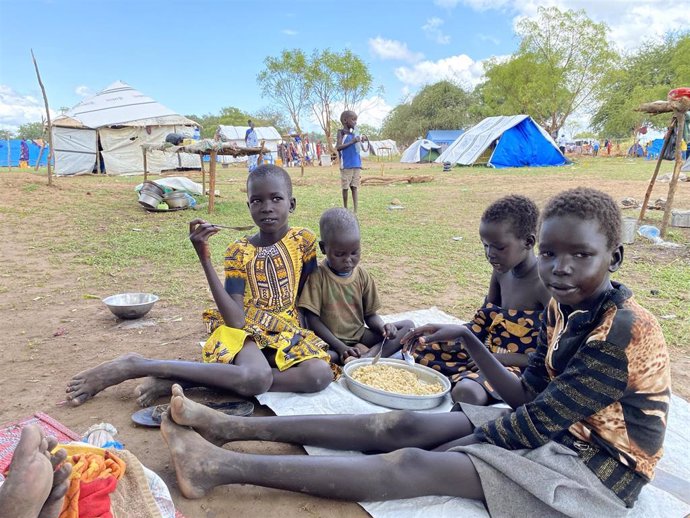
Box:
[31,49,53,186]
[638,123,673,222]
[200,154,206,197]
[95,139,102,175]
[142,147,148,182]
[208,150,217,214]
[35,142,46,171]
[257,140,266,166]
[660,111,686,237]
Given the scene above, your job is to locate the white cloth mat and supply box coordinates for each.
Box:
[257,307,690,518]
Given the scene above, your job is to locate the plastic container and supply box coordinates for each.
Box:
[638,225,661,243]
[621,217,637,244]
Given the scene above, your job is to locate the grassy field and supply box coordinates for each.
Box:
[1,156,688,351]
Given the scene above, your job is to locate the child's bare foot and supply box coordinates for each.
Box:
[168,384,230,446]
[0,426,61,518]
[66,353,145,406]
[39,443,72,518]
[160,412,231,499]
[135,377,176,407]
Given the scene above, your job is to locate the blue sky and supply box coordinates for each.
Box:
[0,0,684,134]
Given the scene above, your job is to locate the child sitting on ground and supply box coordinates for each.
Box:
[66,165,334,407]
[413,195,551,405]
[298,208,413,364]
[160,187,669,517]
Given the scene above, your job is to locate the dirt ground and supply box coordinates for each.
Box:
[0,164,688,518]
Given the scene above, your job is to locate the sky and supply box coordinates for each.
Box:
[0,0,686,136]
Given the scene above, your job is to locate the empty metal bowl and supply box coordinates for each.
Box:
[163,191,189,209]
[138,191,163,208]
[343,358,451,410]
[102,293,159,319]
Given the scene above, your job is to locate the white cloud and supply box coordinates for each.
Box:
[282,29,298,36]
[394,54,488,89]
[478,33,500,45]
[438,0,685,52]
[75,85,93,97]
[0,85,54,132]
[422,17,451,45]
[307,96,394,131]
[368,37,424,63]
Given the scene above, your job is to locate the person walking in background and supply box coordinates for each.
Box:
[19,139,29,168]
[593,140,600,156]
[245,120,259,173]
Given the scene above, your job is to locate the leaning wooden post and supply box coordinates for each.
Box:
[208,150,217,214]
[142,147,148,182]
[660,111,686,237]
[199,154,206,197]
[639,124,673,222]
[31,49,53,185]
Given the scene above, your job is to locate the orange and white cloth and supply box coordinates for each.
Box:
[57,444,126,518]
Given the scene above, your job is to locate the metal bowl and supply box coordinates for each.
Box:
[102,293,159,319]
[138,191,163,208]
[343,358,451,410]
[140,181,165,197]
[163,191,189,209]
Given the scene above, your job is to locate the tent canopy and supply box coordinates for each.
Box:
[436,115,568,168]
[425,130,464,153]
[52,81,199,176]
[400,139,441,163]
[361,139,399,158]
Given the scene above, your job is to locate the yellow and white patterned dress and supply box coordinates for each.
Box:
[202,227,332,371]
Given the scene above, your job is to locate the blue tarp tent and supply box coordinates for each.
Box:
[646,138,664,159]
[0,139,50,167]
[425,130,464,153]
[436,115,569,168]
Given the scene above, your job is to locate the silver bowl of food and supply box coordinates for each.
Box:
[343,358,451,410]
[102,293,159,319]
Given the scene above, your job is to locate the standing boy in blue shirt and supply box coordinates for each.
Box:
[336,110,367,213]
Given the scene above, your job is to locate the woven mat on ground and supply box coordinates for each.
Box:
[0,412,81,473]
[257,307,690,518]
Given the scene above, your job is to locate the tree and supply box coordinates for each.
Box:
[486,7,617,135]
[307,49,372,152]
[17,122,44,140]
[591,33,690,138]
[0,129,14,140]
[257,49,310,134]
[252,107,290,135]
[381,81,478,146]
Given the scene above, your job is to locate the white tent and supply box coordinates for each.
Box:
[400,139,441,163]
[361,139,399,158]
[216,125,281,164]
[52,81,200,176]
[682,156,690,172]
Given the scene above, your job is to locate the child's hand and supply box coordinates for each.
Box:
[382,323,397,339]
[189,218,220,260]
[341,346,361,363]
[353,136,361,143]
[401,324,467,346]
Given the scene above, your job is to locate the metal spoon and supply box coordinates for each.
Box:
[371,337,387,365]
[401,340,416,366]
[211,224,254,231]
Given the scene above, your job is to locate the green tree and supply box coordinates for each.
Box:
[252,107,290,135]
[17,122,45,140]
[257,49,310,134]
[591,33,690,138]
[381,81,477,146]
[307,49,372,152]
[0,129,14,140]
[490,7,618,135]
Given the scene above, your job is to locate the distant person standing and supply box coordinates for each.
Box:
[336,110,367,213]
[681,137,687,160]
[593,140,600,156]
[557,134,566,155]
[245,120,259,173]
[607,139,612,155]
[19,139,29,168]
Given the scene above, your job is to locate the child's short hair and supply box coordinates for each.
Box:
[247,164,292,197]
[340,110,356,124]
[319,208,359,244]
[481,195,539,240]
[541,187,621,248]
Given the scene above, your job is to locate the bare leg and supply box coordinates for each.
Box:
[451,379,489,406]
[0,426,72,518]
[66,342,272,406]
[359,320,415,358]
[269,358,332,393]
[168,384,473,451]
[160,413,483,501]
[342,188,348,208]
[351,187,358,213]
